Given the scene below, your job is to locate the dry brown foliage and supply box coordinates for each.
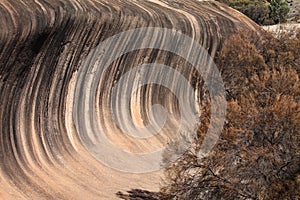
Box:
[160,30,300,200]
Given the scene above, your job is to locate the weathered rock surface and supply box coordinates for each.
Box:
[0,0,264,199]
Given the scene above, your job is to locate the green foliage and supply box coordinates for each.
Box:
[216,0,290,25]
[218,0,270,25]
[269,0,290,23]
[161,30,300,199]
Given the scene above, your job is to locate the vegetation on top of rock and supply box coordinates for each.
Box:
[217,0,290,25]
[269,0,290,23]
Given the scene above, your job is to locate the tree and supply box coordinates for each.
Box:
[216,0,290,25]
[269,0,290,23]
[160,30,300,200]
[217,0,270,25]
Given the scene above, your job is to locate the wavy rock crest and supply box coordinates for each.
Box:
[0,0,262,199]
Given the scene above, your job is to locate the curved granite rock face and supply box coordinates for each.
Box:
[0,0,263,199]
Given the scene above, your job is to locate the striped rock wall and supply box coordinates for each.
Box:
[0,0,264,199]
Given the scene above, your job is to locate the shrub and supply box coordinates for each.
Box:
[161,30,300,200]
[217,0,270,25]
[269,0,290,24]
[216,0,290,25]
